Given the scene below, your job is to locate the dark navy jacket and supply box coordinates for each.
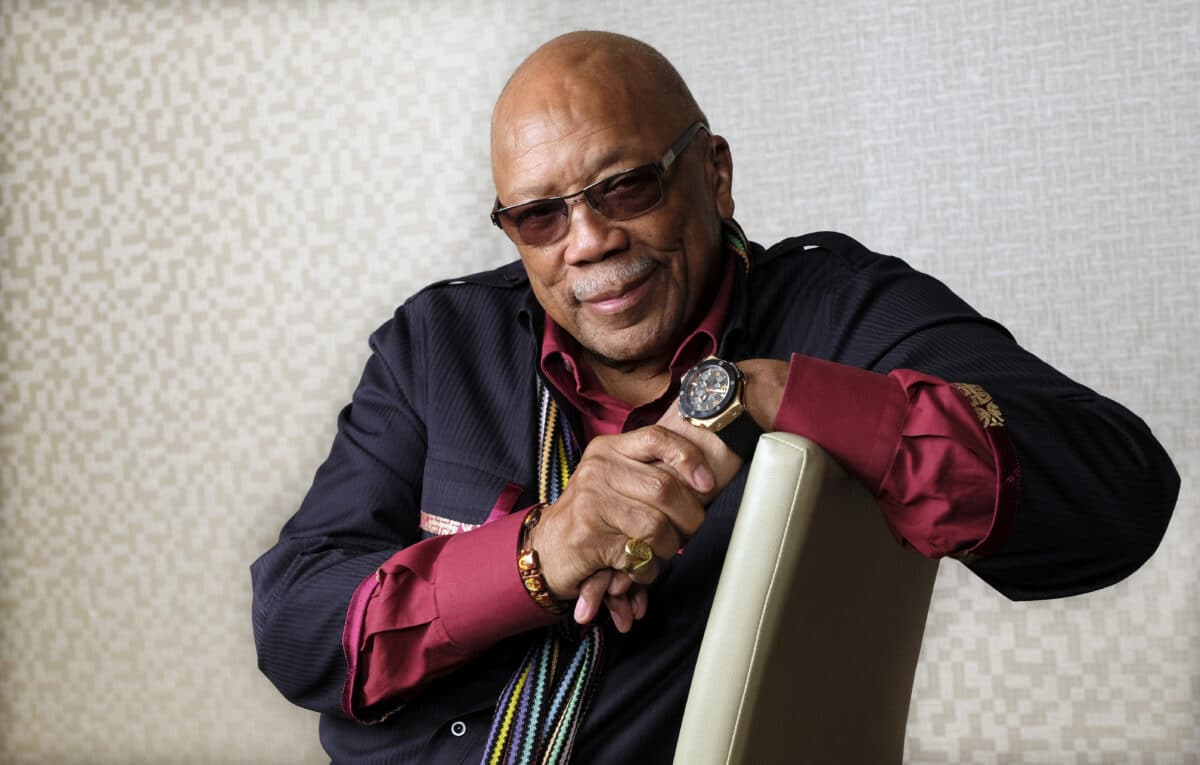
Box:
[251,232,1178,764]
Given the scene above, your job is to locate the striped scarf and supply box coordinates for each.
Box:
[481,381,603,765]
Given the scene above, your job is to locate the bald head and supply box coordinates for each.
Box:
[491,32,706,187]
[494,32,704,130]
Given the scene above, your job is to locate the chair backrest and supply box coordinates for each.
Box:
[673,433,939,765]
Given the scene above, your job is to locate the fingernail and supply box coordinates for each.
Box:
[574,599,589,624]
[693,465,714,492]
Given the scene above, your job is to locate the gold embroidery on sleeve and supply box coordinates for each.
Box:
[951,383,1005,428]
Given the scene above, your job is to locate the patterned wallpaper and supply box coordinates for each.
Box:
[2,1,1196,763]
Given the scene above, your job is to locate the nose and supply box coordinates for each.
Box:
[562,196,627,266]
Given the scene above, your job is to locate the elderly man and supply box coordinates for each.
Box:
[252,31,1177,764]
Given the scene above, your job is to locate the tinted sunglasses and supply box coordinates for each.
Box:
[490,121,709,247]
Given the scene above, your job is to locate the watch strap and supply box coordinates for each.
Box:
[715,409,762,461]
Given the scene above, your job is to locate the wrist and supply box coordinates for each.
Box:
[677,356,763,461]
[733,358,789,431]
[517,504,565,615]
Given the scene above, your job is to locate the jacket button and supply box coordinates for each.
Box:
[450,721,467,737]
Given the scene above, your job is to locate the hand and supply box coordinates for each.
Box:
[577,380,778,631]
[574,397,758,632]
[654,406,743,505]
[573,569,648,633]
[535,358,790,631]
[529,425,714,605]
[654,357,791,502]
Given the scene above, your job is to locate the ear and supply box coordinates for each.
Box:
[706,134,735,220]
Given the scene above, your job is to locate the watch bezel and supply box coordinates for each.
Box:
[679,356,744,423]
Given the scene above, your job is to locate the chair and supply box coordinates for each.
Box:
[673,433,939,764]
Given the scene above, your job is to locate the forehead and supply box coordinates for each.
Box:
[492,68,673,200]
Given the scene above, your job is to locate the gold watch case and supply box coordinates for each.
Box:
[678,355,747,433]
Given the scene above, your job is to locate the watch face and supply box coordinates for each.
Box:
[680,361,736,419]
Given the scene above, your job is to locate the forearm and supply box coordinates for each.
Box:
[347,507,560,720]
[251,538,396,717]
[741,354,1015,559]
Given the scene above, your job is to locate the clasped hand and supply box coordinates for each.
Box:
[526,407,743,632]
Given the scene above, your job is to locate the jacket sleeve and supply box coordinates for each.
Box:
[250,306,550,720]
[800,235,1179,601]
[341,506,558,722]
[249,311,425,718]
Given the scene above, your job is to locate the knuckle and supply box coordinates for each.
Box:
[639,425,668,446]
[570,459,603,487]
[655,525,682,554]
[605,541,629,571]
[630,559,659,584]
[677,438,702,463]
[667,433,700,462]
[642,472,672,502]
[641,513,673,548]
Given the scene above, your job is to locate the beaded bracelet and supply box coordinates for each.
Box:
[518,504,564,615]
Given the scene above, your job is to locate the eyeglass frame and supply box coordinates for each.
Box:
[489,120,711,245]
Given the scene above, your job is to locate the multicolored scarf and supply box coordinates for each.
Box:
[481,382,603,765]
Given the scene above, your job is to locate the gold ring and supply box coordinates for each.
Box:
[623,537,654,572]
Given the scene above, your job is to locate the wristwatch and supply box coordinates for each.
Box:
[677,356,763,461]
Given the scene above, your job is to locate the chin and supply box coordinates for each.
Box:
[578,322,676,368]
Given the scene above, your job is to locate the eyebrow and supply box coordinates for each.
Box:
[504,144,646,203]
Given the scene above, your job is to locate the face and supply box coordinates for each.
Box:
[492,72,734,369]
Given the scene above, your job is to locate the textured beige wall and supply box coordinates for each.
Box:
[2,1,1196,763]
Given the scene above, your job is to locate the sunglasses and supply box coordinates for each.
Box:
[490,121,709,247]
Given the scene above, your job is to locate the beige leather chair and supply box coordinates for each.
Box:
[674,433,939,765]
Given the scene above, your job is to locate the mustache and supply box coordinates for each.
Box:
[571,256,657,302]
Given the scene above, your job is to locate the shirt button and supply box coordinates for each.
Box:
[450,720,467,737]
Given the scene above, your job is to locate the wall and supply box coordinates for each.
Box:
[1,1,1196,762]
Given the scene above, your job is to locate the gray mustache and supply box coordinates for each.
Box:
[572,256,656,302]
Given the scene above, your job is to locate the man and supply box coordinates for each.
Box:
[251,31,1178,763]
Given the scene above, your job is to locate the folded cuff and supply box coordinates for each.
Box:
[437,507,561,654]
[773,354,908,491]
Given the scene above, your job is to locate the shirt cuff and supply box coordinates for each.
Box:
[772,353,908,491]
[436,507,561,654]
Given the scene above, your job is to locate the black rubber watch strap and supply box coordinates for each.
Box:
[716,411,762,461]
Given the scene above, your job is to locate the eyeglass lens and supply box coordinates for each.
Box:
[501,164,664,246]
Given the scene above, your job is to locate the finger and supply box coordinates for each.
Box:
[592,464,704,546]
[574,570,612,625]
[574,597,597,626]
[631,586,648,620]
[607,571,634,597]
[609,426,715,494]
[622,553,660,587]
[606,592,633,633]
